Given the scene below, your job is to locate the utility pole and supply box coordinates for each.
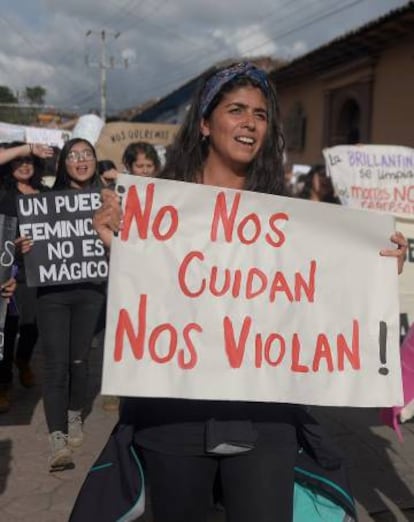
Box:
[85,29,128,122]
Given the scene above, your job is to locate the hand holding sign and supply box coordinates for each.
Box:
[14,235,34,255]
[379,231,408,274]
[0,277,16,301]
[92,189,122,248]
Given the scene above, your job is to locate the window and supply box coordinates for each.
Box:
[323,80,372,147]
[285,102,307,151]
[337,98,361,144]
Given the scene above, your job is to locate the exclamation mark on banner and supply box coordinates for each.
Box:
[378,321,389,375]
[114,183,126,238]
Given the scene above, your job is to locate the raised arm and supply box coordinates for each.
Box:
[0,143,54,165]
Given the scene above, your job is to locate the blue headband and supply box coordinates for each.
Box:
[200,62,270,117]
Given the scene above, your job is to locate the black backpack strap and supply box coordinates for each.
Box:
[69,423,145,522]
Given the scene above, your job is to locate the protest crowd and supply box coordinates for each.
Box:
[0,60,412,522]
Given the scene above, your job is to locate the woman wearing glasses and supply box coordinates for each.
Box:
[36,138,106,471]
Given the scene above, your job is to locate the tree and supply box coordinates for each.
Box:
[25,86,47,105]
[0,86,18,103]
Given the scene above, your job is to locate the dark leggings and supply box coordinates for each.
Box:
[37,286,105,433]
[141,443,296,522]
[0,282,40,388]
[0,317,37,388]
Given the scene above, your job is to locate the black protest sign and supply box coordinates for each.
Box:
[17,189,108,287]
[0,214,17,361]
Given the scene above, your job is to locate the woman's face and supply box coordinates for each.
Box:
[11,157,34,183]
[130,153,156,177]
[65,142,96,188]
[200,85,268,171]
[312,171,331,199]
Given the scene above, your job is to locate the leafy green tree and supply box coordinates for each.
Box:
[0,86,18,103]
[25,86,47,105]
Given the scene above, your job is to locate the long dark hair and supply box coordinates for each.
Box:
[2,141,44,192]
[298,164,341,204]
[53,138,102,190]
[160,64,285,195]
[98,159,116,175]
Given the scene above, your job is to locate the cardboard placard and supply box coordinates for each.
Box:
[95,122,179,170]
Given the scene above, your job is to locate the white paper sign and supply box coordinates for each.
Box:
[0,122,25,142]
[72,114,105,145]
[323,144,414,217]
[25,127,70,148]
[0,122,70,148]
[102,175,403,407]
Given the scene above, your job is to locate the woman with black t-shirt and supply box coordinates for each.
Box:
[87,63,407,522]
[36,138,106,471]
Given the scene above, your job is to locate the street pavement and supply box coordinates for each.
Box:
[1,343,414,521]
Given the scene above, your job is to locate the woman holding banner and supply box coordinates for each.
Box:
[75,62,407,522]
[35,138,106,471]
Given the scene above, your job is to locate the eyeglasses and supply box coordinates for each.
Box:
[66,149,95,163]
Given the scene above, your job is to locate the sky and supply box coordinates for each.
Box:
[0,0,409,117]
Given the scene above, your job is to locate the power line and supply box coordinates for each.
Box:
[61,1,165,110]
[237,0,365,56]
[166,0,303,71]
[0,0,382,114]
[104,0,311,109]
[129,0,365,105]
[109,0,151,31]
[110,0,333,101]
[85,30,129,121]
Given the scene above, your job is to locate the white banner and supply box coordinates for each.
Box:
[322,144,414,341]
[25,127,70,148]
[0,122,25,142]
[0,121,71,148]
[102,175,403,407]
[323,144,414,217]
[72,114,105,146]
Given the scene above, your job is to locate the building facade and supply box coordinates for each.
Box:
[273,2,414,165]
[128,3,414,167]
